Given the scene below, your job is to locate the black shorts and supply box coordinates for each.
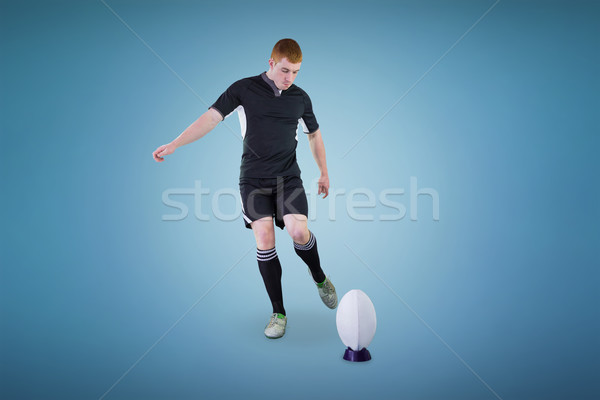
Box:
[239,176,309,230]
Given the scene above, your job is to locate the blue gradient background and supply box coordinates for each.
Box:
[1,0,599,399]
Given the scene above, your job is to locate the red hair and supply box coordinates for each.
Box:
[271,38,303,64]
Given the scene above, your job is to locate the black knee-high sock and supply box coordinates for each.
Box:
[257,248,286,316]
[294,231,326,284]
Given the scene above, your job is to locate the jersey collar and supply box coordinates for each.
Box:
[261,72,283,97]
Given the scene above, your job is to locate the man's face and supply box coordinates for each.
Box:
[268,57,301,90]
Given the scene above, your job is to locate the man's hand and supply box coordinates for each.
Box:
[152,143,175,162]
[318,174,329,198]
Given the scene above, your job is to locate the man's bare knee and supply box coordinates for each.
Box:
[290,228,309,244]
[283,215,309,244]
[252,218,275,249]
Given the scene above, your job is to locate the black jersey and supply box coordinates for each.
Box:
[210,72,319,179]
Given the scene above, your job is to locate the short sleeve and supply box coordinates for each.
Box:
[300,91,319,134]
[210,79,247,119]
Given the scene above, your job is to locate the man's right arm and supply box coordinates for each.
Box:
[152,107,223,162]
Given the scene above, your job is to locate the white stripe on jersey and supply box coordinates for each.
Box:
[298,117,309,133]
[236,106,247,139]
[224,105,247,139]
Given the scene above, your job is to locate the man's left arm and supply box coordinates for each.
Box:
[307,129,329,198]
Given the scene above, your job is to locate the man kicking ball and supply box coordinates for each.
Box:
[152,38,337,339]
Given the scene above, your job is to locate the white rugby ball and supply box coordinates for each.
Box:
[336,289,376,351]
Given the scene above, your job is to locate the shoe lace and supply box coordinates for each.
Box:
[268,315,277,328]
[322,278,333,295]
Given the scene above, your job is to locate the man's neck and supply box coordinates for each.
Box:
[265,69,274,81]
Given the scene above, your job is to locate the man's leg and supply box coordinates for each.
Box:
[251,217,286,317]
[252,217,287,338]
[283,214,337,309]
[283,214,326,284]
[241,180,287,338]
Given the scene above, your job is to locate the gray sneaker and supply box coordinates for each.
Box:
[264,313,287,339]
[317,277,338,309]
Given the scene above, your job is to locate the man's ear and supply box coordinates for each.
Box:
[268,58,276,70]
